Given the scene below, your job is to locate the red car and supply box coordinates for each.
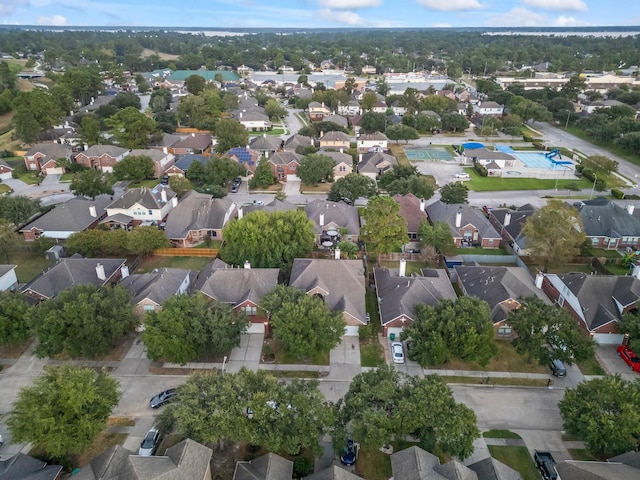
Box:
[617,345,640,372]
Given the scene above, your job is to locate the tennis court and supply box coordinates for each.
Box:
[404,147,455,161]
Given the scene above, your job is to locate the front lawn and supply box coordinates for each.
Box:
[355,447,393,480]
[466,169,592,192]
[265,338,330,366]
[14,171,42,185]
[134,255,214,274]
[483,430,522,439]
[575,356,606,375]
[0,183,11,194]
[487,445,539,480]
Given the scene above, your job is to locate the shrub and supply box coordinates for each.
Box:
[293,456,313,477]
[474,162,488,177]
[522,134,533,142]
[611,188,625,199]
[532,141,545,150]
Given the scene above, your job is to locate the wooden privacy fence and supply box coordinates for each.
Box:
[154,248,219,257]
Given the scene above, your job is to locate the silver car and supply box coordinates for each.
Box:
[138,427,160,456]
[392,342,405,364]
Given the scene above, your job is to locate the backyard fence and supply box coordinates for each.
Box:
[153,248,219,257]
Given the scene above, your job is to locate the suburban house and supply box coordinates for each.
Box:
[164,154,209,177]
[249,134,281,156]
[356,132,389,153]
[23,143,73,174]
[267,151,302,182]
[163,191,237,246]
[488,204,537,255]
[233,453,292,480]
[305,199,360,244]
[283,134,314,152]
[305,466,364,480]
[0,453,63,480]
[75,145,129,173]
[318,150,354,179]
[425,201,502,248]
[236,109,272,131]
[128,148,176,178]
[391,446,522,480]
[240,198,298,217]
[119,267,192,316]
[337,100,361,116]
[473,101,505,116]
[322,114,349,129]
[372,100,388,114]
[0,159,13,180]
[169,134,213,155]
[0,264,18,292]
[575,198,640,250]
[455,265,551,338]
[319,131,351,151]
[226,147,261,174]
[357,152,398,179]
[539,272,640,343]
[375,262,457,338]
[73,439,213,480]
[23,258,127,301]
[308,102,332,121]
[393,193,428,242]
[19,195,112,241]
[194,259,279,333]
[553,451,640,480]
[290,258,367,334]
[105,186,177,225]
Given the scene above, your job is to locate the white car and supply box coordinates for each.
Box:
[138,427,160,456]
[391,342,405,364]
[454,172,470,178]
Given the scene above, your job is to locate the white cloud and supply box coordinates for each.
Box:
[317,8,365,25]
[553,15,590,26]
[317,0,381,9]
[36,14,68,25]
[522,0,587,12]
[417,0,483,11]
[485,7,547,26]
[0,0,29,17]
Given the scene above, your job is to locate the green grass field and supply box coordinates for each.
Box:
[466,168,592,192]
[134,255,213,274]
[487,445,540,480]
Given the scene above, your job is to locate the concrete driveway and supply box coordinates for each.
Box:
[596,344,638,381]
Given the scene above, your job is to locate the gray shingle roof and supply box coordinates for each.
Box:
[554,460,640,480]
[290,259,366,323]
[233,453,293,480]
[320,131,351,143]
[390,446,444,480]
[375,267,457,326]
[250,134,282,151]
[425,201,501,241]
[163,191,236,240]
[490,205,536,249]
[0,264,16,277]
[283,134,314,151]
[357,152,398,174]
[81,145,129,158]
[173,154,208,172]
[119,268,191,306]
[243,199,298,215]
[359,132,388,141]
[463,148,514,161]
[129,148,171,163]
[194,261,279,306]
[0,453,63,480]
[268,151,302,166]
[305,199,360,236]
[577,197,640,238]
[25,143,72,159]
[107,186,176,211]
[304,465,365,480]
[322,114,348,128]
[467,457,521,480]
[24,258,126,299]
[318,150,352,166]
[20,195,112,233]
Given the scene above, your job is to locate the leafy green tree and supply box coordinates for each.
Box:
[439,182,468,204]
[0,218,19,263]
[508,97,552,124]
[143,293,248,364]
[249,158,277,189]
[361,91,378,111]
[401,296,497,367]
[297,153,335,186]
[13,89,64,143]
[385,175,436,199]
[360,112,387,133]
[508,296,595,365]
[327,173,378,204]
[0,195,41,228]
[70,169,114,199]
[418,219,456,255]
[127,226,170,255]
[110,92,142,110]
[221,210,315,270]
[185,74,207,95]
[335,365,478,458]
[385,124,419,143]
[261,285,344,358]
[521,199,585,272]
[580,155,618,174]
[215,118,249,153]
[78,115,102,146]
[65,230,110,257]
[617,312,640,354]
[0,293,30,346]
[168,176,192,198]
[560,75,588,100]
[113,155,155,182]
[440,113,468,132]
[264,99,287,119]
[28,285,137,359]
[336,241,359,259]
[104,107,158,149]
[7,366,120,459]
[202,156,246,187]
[362,196,407,264]
[559,375,640,457]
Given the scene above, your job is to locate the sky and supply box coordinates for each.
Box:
[0,0,639,29]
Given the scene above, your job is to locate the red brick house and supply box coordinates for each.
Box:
[75,145,129,173]
[169,133,213,155]
[23,143,73,174]
[267,152,302,182]
[425,200,501,248]
[0,159,13,180]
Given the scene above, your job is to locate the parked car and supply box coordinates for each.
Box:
[534,451,558,480]
[232,177,242,186]
[230,184,239,193]
[617,345,640,372]
[454,172,470,178]
[138,427,160,456]
[149,388,177,408]
[391,342,405,364]
[253,199,264,205]
[0,433,3,448]
[161,175,169,185]
[549,358,566,377]
[340,438,357,466]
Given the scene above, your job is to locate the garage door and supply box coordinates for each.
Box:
[344,326,359,336]
[387,327,404,340]
[593,333,624,345]
[0,172,11,180]
[45,167,64,175]
[247,322,265,334]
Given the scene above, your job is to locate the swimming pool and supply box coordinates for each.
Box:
[495,145,573,170]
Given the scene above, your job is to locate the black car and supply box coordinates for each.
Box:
[340,439,357,466]
[230,184,239,193]
[149,388,177,409]
[232,177,242,186]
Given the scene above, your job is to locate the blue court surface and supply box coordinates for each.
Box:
[404,148,455,161]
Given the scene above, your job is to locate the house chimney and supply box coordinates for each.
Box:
[265,151,269,159]
[399,258,406,277]
[96,263,106,281]
[627,204,635,215]
[163,147,168,154]
[340,148,343,153]
[335,248,341,260]
[319,213,325,226]
[121,265,130,278]
[240,112,243,118]
[535,272,544,289]
[504,212,511,227]
[172,196,178,207]
[455,211,462,228]
[89,205,97,218]
[419,199,425,212]
[191,132,195,137]
[244,260,251,269]
[161,189,167,203]
[358,153,363,163]
[238,207,244,219]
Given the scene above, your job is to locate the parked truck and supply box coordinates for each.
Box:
[534,451,558,480]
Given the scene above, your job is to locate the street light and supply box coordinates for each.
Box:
[589,173,598,200]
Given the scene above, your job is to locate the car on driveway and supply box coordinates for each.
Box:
[617,345,640,372]
[138,426,160,456]
[150,388,177,408]
[454,172,470,178]
[391,342,405,364]
[340,438,357,466]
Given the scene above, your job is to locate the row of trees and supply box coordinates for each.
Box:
[65,226,170,257]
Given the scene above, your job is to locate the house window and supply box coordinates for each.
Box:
[591,238,599,246]
[243,306,257,315]
[143,305,155,312]
[339,165,346,172]
[557,296,565,307]
[148,209,153,215]
[497,325,512,337]
[487,239,494,245]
